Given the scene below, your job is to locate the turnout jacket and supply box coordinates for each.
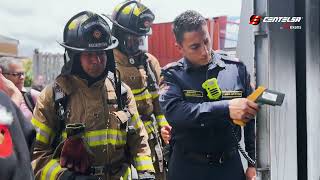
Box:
[31,75,154,180]
[114,49,169,135]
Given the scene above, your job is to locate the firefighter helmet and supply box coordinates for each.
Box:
[104,0,155,36]
[59,11,118,52]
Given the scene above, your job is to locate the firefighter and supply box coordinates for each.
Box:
[104,1,169,179]
[159,10,257,180]
[31,11,155,180]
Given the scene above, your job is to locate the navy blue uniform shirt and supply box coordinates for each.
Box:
[159,52,255,165]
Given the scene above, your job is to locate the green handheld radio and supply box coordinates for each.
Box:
[202,78,221,100]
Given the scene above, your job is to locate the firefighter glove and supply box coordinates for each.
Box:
[60,123,94,174]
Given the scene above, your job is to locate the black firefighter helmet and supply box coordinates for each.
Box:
[58,11,118,75]
[103,1,155,56]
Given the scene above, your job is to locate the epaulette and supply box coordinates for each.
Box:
[162,61,183,71]
[214,50,242,63]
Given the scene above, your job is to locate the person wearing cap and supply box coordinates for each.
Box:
[31,11,155,180]
[104,1,169,179]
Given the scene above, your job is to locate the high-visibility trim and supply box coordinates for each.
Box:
[121,166,132,180]
[143,120,154,134]
[149,91,159,99]
[133,156,155,171]
[130,113,143,129]
[133,89,152,101]
[61,129,127,146]
[156,115,169,127]
[31,117,54,144]
[131,88,145,95]
[41,159,61,180]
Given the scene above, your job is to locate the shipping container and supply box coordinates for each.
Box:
[148,16,239,67]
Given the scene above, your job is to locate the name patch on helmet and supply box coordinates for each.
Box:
[88,42,108,48]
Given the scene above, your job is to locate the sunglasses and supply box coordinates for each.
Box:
[3,72,25,77]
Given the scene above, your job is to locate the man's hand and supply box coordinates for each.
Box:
[229,98,259,122]
[246,167,256,180]
[0,68,23,106]
[160,125,172,144]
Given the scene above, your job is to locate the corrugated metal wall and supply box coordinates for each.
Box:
[148,22,181,67]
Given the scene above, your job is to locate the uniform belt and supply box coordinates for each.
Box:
[90,164,121,176]
[90,165,107,176]
[184,148,237,165]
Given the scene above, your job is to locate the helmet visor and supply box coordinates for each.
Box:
[123,34,147,55]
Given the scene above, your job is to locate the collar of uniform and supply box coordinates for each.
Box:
[56,75,105,94]
[208,53,226,70]
[183,55,223,72]
[183,58,206,71]
[113,49,131,66]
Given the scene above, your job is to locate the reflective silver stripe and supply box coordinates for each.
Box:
[150,91,159,99]
[133,156,154,171]
[156,115,169,127]
[129,113,143,129]
[134,89,152,101]
[41,159,61,180]
[34,127,51,144]
[87,133,126,146]
[31,118,54,144]
[143,120,154,134]
[61,129,127,146]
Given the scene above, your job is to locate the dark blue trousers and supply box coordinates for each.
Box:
[168,146,246,180]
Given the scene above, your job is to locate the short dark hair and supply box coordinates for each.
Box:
[173,10,207,44]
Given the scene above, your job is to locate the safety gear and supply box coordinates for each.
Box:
[202,78,222,100]
[53,123,94,174]
[114,50,168,179]
[106,0,154,36]
[60,170,99,180]
[58,11,118,75]
[104,1,154,56]
[138,171,156,180]
[59,11,118,52]
[32,75,155,179]
[121,34,147,56]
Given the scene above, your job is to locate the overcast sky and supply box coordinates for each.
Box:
[0,0,241,57]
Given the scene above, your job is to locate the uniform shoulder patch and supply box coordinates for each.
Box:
[214,50,242,63]
[162,61,183,71]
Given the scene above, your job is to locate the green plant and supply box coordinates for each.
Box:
[22,59,33,87]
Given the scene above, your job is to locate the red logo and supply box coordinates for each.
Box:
[249,15,262,25]
[0,125,13,158]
